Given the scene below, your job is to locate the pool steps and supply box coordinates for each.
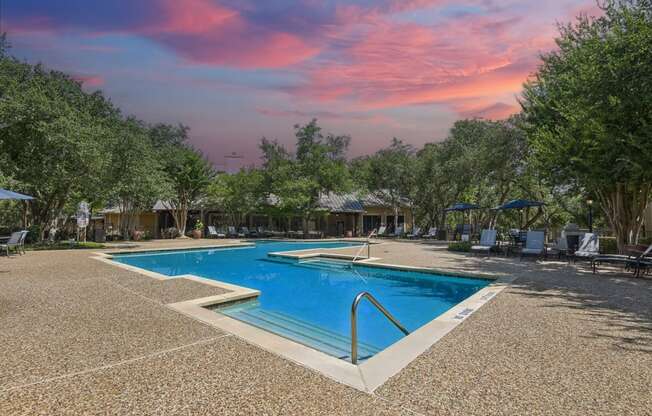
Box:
[219,302,381,360]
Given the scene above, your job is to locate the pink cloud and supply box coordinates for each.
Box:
[256,107,392,123]
[136,0,321,68]
[72,74,105,88]
[290,5,576,117]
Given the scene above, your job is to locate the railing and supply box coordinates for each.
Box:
[352,230,376,262]
[350,291,409,364]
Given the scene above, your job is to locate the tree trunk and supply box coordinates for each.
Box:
[597,183,651,254]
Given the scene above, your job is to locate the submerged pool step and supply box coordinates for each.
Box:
[219,303,381,361]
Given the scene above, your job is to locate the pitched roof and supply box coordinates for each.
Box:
[318,192,364,213]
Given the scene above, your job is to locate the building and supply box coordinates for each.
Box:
[99,191,414,240]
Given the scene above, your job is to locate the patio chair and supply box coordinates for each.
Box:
[573,233,599,261]
[227,226,243,238]
[407,227,422,239]
[520,231,545,259]
[207,226,226,238]
[1,231,25,256]
[591,243,652,277]
[423,227,438,239]
[545,232,569,259]
[376,225,387,238]
[240,227,252,238]
[393,225,404,238]
[471,229,497,256]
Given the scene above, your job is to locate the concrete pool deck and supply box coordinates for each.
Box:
[1,239,650,415]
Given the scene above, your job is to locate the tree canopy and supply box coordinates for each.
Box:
[521,0,652,250]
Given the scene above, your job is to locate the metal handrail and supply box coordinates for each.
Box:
[350,291,409,364]
[352,230,376,262]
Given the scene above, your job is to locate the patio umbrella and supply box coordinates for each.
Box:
[444,203,480,236]
[0,188,34,200]
[493,199,544,211]
[0,188,34,228]
[444,202,480,212]
[493,199,544,230]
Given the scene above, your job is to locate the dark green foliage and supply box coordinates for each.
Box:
[447,241,472,252]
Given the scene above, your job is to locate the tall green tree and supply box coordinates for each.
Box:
[0,47,115,239]
[521,0,652,251]
[107,118,169,239]
[207,169,264,227]
[160,144,215,236]
[259,119,351,233]
[356,138,415,230]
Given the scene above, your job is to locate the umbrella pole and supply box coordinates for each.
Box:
[22,200,28,229]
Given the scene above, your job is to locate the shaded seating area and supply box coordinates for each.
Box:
[591,243,652,277]
[520,231,546,259]
[471,229,497,256]
[0,230,28,256]
[572,233,599,261]
[207,226,226,238]
[444,203,479,241]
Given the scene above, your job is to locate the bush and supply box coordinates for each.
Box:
[599,237,618,254]
[26,241,105,251]
[639,236,652,246]
[447,241,472,252]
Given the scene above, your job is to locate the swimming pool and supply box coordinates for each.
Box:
[112,241,491,361]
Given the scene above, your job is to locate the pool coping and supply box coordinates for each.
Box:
[92,242,514,393]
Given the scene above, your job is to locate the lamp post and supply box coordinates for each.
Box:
[587,199,593,233]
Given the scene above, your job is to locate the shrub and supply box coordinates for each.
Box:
[447,241,472,252]
[26,241,105,251]
[599,237,618,254]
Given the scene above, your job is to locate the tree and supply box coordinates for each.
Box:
[259,119,351,233]
[357,138,415,230]
[161,145,215,236]
[107,118,169,239]
[207,169,263,227]
[0,48,115,239]
[521,0,652,252]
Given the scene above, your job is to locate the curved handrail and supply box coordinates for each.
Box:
[352,230,376,262]
[350,291,409,364]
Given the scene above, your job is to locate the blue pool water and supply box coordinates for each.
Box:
[113,241,490,360]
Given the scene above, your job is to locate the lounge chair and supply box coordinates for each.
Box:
[240,227,252,238]
[376,225,387,238]
[591,243,652,277]
[1,231,25,256]
[227,226,244,238]
[288,230,303,239]
[573,233,599,260]
[423,227,438,239]
[407,227,422,239]
[256,227,269,237]
[520,231,545,259]
[471,229,497,256]
[393,225,404,238]
[207,226,226,238]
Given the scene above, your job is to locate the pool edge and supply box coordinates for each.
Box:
[91,245,514,393]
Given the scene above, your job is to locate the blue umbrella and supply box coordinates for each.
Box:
[493,199,543,211]
[444,202,480,212]
[0,188,34,200]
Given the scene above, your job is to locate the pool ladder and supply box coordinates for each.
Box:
[350,291,410,364]
[351,230,376,262]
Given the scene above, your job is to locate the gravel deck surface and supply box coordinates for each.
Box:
[1,239,650,415]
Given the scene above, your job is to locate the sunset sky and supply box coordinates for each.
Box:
[4,0,599,169]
